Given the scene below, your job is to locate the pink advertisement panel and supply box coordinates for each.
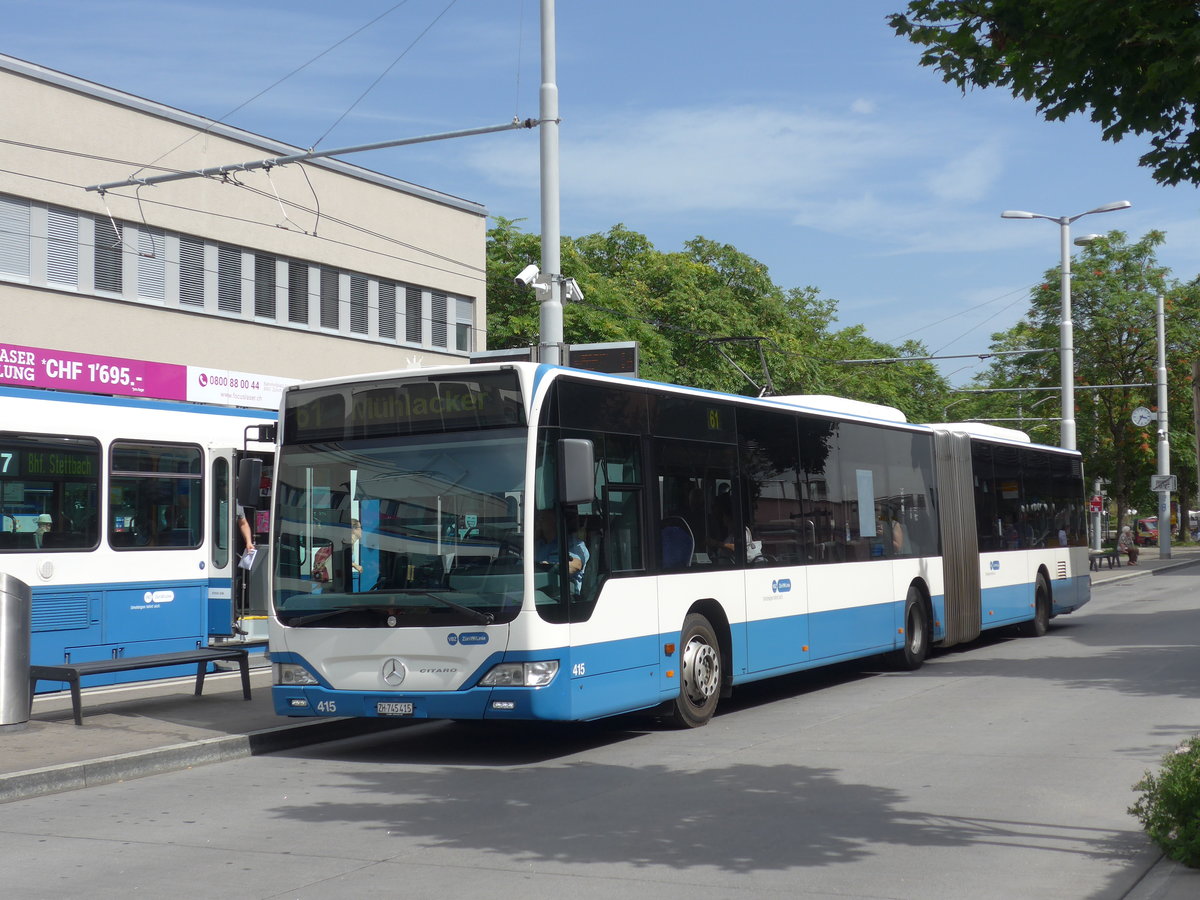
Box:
[0,343,188,401]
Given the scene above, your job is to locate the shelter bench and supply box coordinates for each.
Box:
[1089,548,1121,571]
[29,647,251,726]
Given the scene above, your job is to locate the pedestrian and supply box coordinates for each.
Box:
[1118,524,1139,565]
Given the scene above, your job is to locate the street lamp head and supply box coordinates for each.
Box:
[1088,200,1131,214]
[1074,233,1103,247]
[1000,210,1037,219]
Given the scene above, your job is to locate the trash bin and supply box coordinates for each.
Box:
[0,572,32,727]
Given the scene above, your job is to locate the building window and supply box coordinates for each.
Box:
[46,206,78,288]
[378,281,396,340]
[218,245,242,313]
[137,226,165,301]
[350,274,368,334]
[288,261,309,324]
[431,291,448,348]
[0,194,30,279]
[3,196,477,356]
[254,253,276,318]
[405,286,423,343]
[320,266,339,330]
[179,236,205,307]
[94,216,123,294]
[454,297,474,352]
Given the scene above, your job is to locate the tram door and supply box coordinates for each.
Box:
[208,447,274,642]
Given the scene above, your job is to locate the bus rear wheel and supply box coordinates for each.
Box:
[1018,577,1051,637]
[670,613,721,728]
[891,587,929,671]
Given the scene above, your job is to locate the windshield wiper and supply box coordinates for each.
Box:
[410,590,494,626]
[285,606,361,627]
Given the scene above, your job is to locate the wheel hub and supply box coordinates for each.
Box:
[681,636,719,705]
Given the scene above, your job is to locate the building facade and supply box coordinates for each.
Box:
[0,54,488,385]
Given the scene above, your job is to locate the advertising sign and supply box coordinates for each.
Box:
[0,342,297,410]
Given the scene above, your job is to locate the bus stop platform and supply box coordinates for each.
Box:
[0,659,402,804]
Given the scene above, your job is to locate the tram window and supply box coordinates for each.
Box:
[0,432,100,552]
[110,441,203,550]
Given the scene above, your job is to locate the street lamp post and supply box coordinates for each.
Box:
[1000,201,1131,451]
[1156,291,1171,559]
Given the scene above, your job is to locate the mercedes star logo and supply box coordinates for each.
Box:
[381,657,407,686]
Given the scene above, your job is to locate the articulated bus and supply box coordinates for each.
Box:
[267,362,1090,727]
[1,384,276,688]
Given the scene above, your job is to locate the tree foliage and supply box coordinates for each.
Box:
[888,1,1200,186]
[967,230,1200,533]
[486,218,950,422]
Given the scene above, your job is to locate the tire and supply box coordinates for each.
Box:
[1019,577,1051,637]
[669,613,721,728]
[890,586,929,671]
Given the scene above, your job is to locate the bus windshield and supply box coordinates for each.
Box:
[273,428,527,628]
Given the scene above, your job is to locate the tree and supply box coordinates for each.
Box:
[888,1,1200,186]
[973,230,1200,538]
[485,219,951,421]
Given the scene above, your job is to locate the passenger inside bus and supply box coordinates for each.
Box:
[534,508,588,593]
[34,513,52,549]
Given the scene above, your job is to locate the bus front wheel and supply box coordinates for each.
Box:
[670,613,721,728]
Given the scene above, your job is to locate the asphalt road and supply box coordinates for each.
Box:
[2,567,1199,899]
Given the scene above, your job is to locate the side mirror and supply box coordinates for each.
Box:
[236,457,264,510]
[558,439,594,506]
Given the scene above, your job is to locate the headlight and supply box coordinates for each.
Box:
[274,662,318,686]
[479,660,559,687]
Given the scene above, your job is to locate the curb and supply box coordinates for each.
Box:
[0,717,403,805]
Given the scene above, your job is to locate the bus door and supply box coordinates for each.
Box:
[208,448,274,641]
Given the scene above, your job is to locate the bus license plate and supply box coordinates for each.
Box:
[376,701,414,717]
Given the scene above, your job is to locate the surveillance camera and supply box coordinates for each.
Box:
[514,264,540,287]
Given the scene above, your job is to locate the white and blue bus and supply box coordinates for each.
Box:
[1,384,276,688]
[268,362,1090,727]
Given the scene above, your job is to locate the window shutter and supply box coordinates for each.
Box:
[288,261,309,323]
[46,207,80,287]
[254,254,276,318]
[0,195,30,278]
[378,281,396,339]
[137,227,165,300]
[179,236,204,306]
[405,286,423,343]
[320,266,339,329]
[218,245,242,313]
[94,216,123,294]
[350,274,368,334]
[431,291,448,347]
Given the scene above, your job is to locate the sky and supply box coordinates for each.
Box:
[7,0,1199,386]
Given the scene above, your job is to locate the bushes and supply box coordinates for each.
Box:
[1129,736,1200,868]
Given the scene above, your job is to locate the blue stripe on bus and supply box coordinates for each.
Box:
[272,575,1076,722]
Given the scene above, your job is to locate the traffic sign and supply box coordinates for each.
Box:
[1089,496,1103,513]
[1150,474,1177,492]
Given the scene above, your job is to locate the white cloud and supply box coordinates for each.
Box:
[850,98,876,115]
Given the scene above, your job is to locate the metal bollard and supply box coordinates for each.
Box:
[0,572,32,727]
